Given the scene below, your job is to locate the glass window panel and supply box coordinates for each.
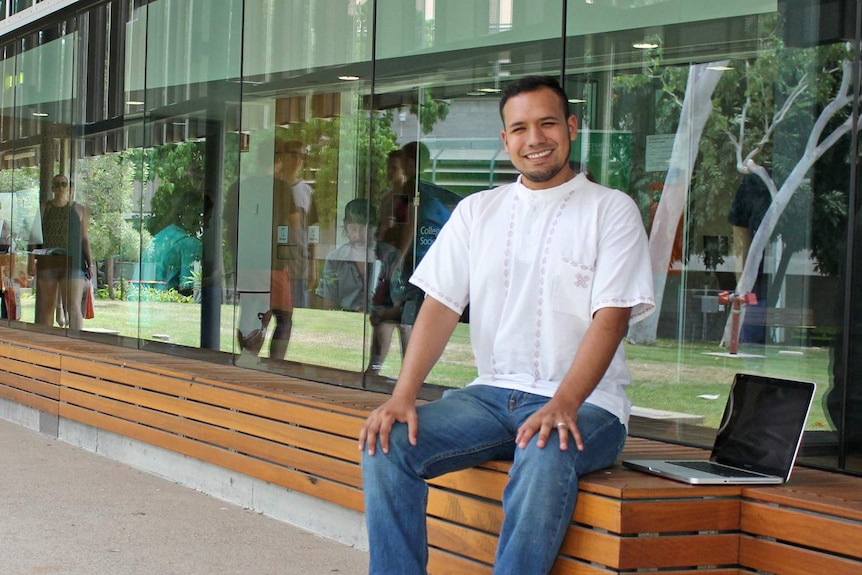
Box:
[131,0,242,352]
[234,1,372,378]
[371,0,568,387]
[8,23,77,331]
[561,3,858,468]
[0,0,856,474]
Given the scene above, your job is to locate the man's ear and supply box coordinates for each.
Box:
[568,115,578,142]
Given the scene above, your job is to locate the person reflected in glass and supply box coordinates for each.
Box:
[358,76,655,574]
[397,141,462,327]
[728,172,771,344]
[268,151,300,360]
[27,175,94,331]
[376,149,409,247]
[316,199,401,315]
[226,135,293,359]
[371,150,412,373]
[276,139,318,309]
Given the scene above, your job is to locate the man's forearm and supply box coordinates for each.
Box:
[552,306,632,410]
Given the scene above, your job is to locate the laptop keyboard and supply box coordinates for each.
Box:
[673,460,767,478]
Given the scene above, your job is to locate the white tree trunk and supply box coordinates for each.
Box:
[721,60,858,344]
[628,63,726,344]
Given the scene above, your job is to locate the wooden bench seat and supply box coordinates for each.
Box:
[0,327,860,574]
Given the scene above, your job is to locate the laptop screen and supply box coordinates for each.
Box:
[711,374,815,478]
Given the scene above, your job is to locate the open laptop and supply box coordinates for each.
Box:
[623,373,815,484]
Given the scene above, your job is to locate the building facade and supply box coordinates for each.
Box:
[0,0,859,473]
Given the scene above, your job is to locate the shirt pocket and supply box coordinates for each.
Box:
[550,259,594,321]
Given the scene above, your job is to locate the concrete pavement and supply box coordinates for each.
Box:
[0,418,369,575]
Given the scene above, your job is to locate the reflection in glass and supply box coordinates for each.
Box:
[0,0,855,471]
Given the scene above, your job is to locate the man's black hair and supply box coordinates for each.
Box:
[402,141,431,172]
[499,75,571,124]
[344,198,377,226]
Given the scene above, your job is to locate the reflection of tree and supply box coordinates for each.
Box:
[0,167,40,252]
[622,26,855,345]
[409,89,450,135]
[722,54,858,343]
[144,142,207,237]
[626,62,725,344]
[76,154,149,297]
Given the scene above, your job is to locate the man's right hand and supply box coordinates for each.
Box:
[358,396,418,456]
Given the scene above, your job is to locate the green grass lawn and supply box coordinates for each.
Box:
[18,294,834,430]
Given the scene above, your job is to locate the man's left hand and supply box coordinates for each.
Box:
[515,400,583,452]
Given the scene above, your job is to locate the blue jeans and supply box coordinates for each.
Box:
[362,385,626,575]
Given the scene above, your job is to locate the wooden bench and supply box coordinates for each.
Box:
[0,327,859,574]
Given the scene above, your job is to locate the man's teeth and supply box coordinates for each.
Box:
[526,150,552,159]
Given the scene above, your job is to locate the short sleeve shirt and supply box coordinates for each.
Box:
[410,174,655,425]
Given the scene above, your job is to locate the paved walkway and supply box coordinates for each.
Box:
[0,419,368,575]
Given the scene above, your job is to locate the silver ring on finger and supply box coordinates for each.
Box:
[555,421,566,428]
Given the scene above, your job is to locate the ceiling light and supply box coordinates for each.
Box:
[478,87,501,93]
[32,112,49,117]
[338,75,360,81]
[126,100,145,105]
[633,42,659,50]
[707,65,734,71]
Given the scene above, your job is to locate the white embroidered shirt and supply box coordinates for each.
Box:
[411,173,655,425]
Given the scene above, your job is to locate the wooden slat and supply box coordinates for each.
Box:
[61,357,365,438]
[0,384,58,414]
[61,389,362,489]
[0,355,61,384]
[739,536,862,575]
[59,373,360,463]
[617,497,740,534]
[574,492,739,534]
[58,403,365,512]
[552,558,739,575]
[740,500,862,559]
[0,371,61,400]
[427,547,492,575]
[742,468,862,522]
[428,466,507,499]
[550,556,618,575]
[616,532,739,570]
[0,341,62,370]
[558,525,621,567]
[427,488,503,533]
[427,517,497,565]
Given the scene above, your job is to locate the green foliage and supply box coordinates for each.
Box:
[0,166,39,193]
[126,285,193,303]
[0,167,41,251]
[273,104,400,229]
[409,89,450,135]
[77,154,149,263]
[141,142,207,237]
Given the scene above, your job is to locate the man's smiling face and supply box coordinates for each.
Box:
[501,87,578,190]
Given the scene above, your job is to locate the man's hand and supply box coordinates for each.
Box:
[515,398,582,452]
[358,396,418,456]
[514,306,632,452]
